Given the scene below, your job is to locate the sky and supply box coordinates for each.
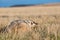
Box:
[0,0,60,7]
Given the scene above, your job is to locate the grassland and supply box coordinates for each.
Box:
[0,4,60,40]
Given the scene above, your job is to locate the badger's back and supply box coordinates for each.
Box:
[6,20,30,33]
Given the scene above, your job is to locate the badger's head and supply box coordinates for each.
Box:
[24,20,38,27]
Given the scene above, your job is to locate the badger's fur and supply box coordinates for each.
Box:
[0,19,38,33]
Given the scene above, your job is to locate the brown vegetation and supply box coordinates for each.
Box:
[0,4,60,40]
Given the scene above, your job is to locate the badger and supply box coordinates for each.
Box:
[0,19,38,33]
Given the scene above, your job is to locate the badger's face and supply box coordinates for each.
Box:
[24,20,38,27]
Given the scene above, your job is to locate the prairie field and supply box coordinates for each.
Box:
[0,4,60,40]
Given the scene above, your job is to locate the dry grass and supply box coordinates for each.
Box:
[0,5,60,40]
[0,15,60,40]
[0,5,60,16]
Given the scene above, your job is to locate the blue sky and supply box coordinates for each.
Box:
[0,0,60,7]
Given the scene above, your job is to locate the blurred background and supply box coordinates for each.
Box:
[0,0,60,7]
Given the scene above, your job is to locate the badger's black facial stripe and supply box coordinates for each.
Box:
[33,22,36,24]
[31,22,33,25]
[35,23,38,25]
[33,21,38,25]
